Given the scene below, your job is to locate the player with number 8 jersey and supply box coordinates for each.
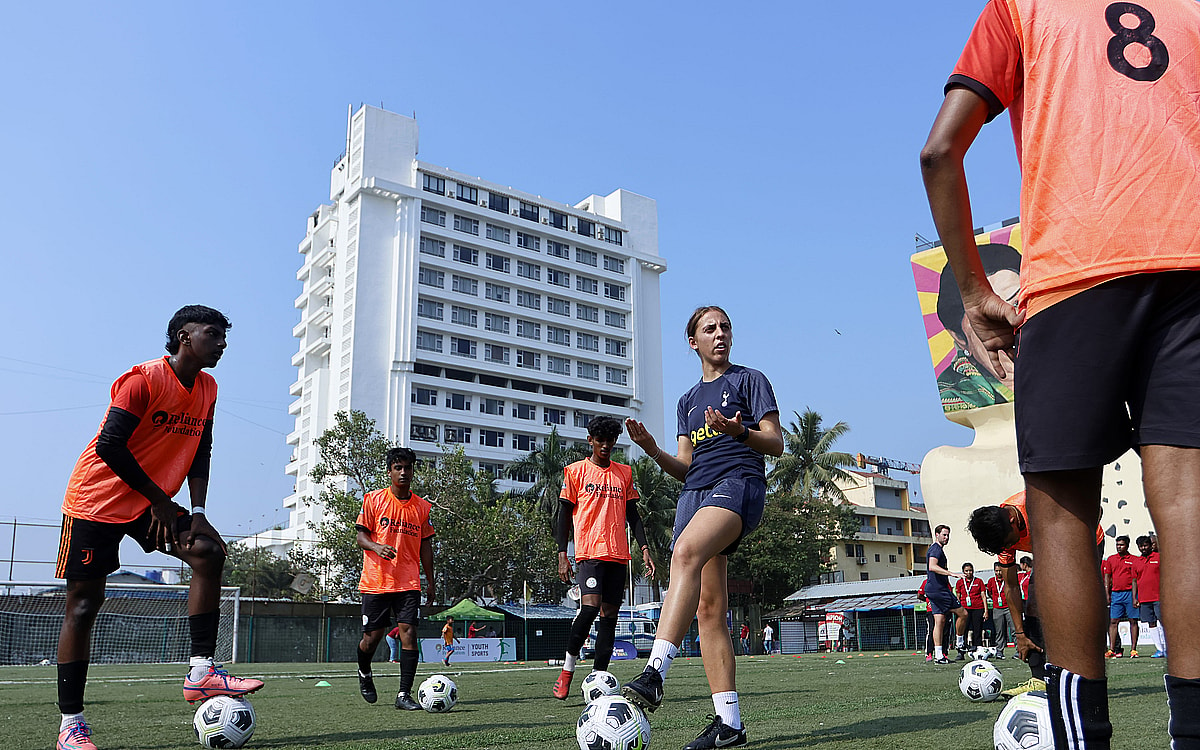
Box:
[923,1,1200,748]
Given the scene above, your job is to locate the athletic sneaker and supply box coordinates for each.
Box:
[1104,649,1123,658]
[621,669,664,712]
[924,654,933,663]
[1152,650,1167,658]
[955,649,968,661]
[1000,677,1047,700]
[995,653,1006,660]
[933,657,951,665]
[359,672,377,704]
[57,718,97,750]
[183,665,264,703]
[442,655,450,667]
[552,670,574,700]
[1129,650,1140,659]
[394,692,421,711]
[683,715,747,749]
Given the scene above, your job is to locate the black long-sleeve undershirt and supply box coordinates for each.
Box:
[93,406,214,500]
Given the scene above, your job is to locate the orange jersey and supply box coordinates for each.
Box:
[560,459,640,563]
[951,0,1200,316]
[356,488,434,594]
[442,623,454,645]
[63,357,216,523]
[996,490,1104,565]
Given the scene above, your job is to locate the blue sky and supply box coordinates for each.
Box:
[0,2,1021,580]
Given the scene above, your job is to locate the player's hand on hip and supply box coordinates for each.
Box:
[964,292,1025,380]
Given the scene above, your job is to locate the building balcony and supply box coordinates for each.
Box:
[854,530,926,545]
[287,398,302,416]
[305,335,331,357]
[289,378,304,396]
[290,349,305,367]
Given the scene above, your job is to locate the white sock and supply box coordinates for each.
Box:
[713,691,741,730]
[1154,625,1167,652]
[564,653,577,673]
[60,713,85,732]
[189,656,213,681]
[647,639,678,681]
[935,646,944,660]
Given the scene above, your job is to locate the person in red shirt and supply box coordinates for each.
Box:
[1104,536,1141,659]
[1135,535,1165,658]
[354,447,435,711]
[986,562,1013,659]
[551,416,653,700]
[955,562,987,655]
[52,306,262,750]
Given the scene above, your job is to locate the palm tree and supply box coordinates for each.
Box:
[506,427,586,531]
[629,456,681,599]
[768,408,856,501]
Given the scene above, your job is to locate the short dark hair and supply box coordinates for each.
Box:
[934,524,950,535]
[1116,535,1130,545]
[961,562,974,572]
[936,244,1022,340]
[587,415,623,441]
[1136,535,1152,548]
[385,447,417,470]
[685,305,731,339]
[165,305,231,354]
[967,505,1013,556]
[1019,556,1033,567]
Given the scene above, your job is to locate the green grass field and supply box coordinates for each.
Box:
[0,653,1169,749]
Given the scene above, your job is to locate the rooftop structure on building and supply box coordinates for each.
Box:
[249,106,665,557]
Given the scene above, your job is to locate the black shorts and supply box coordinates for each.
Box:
[1016,271,1200,473]
[576,559,627,606]
[361,590,420,633]
[56,510,192,580]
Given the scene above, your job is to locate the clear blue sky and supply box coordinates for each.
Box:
[0,2,1021,579]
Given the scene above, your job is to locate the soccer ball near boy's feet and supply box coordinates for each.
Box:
[183,664,264,704]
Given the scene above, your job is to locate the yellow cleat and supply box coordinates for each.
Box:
[1000,677,1047,700]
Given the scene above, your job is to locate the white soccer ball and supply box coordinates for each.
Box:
[580,670,621,704]
[973,646,997,661]
[576,695,651,750]
[994,690,1054,749]
[959,659,1004,702]
[417,674,458,713]
[192,696,256,749]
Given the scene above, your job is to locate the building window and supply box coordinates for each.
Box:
[517,260,540,280]
[844,544,854,557]
[486,224,510,243]
[456,184,478,204]
[604,310,626,328]
[417,299,444,320]
[603,227,623,246]
[874,554,881,563]
[411,423,438,442]
[484,283,510,303]
[416,331,442,352]
[577,361,599,381]
[422,174,445,195]
[513,434,538,451]
[484,313,510,334]
[444,425,470,443]
[514,403,537,420]
[603,282,626,301]
[573,410,595,428]
[548,268,569,287]
[454,215,479,235]
[605,367,628,385]
[576,248,597,266]
[519,201,540,222]
[889,555,897,564]
[484,193,508,213]
[547,240,570,259]
[418,267,444,288]
[516,349,540,370]
[577,332,599,351]
[549,210,568,230]
[481,398,505,416]
[603,255,625,273]
[517,232,540,251]
[451,305,477,327]
[420,237,445,257]
[547,355,570,375]
[548,297,570,316]
[548,326,570,346]
[421,206,446,226]
[479,461,504,476]
[516,319,540,340]
[449,337,476,358]
[576,275,598,295]
[577,304,599,323]
[453,244,478,265]
[486,253,510,273]
[577,218,595,237]
[484,344,509,364]
[517,290,541,310]
[446,393,471,411]
[861,573,870,581]
[605,338,627,357]
[480,430,504,447]
[452,275,478,296]
[544,407,566,425]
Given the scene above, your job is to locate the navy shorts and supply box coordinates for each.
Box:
[673,475,766,555]
[576,559,627,606]
[1139,600,1162,626]
[1016,272,1200,473]
[361,590,420,632]
[927,588,961,615]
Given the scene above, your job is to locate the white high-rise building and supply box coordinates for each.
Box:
[254,106,665,556]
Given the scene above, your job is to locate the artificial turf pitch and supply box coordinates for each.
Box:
[0,652,1169,749]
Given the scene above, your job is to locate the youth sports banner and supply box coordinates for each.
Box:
[419,637,517,662]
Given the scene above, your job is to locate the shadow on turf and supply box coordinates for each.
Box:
[763,710,990,748]
[251,720,564,747]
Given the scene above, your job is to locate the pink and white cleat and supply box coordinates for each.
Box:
[57,718,97,750]
[183,664,264,704]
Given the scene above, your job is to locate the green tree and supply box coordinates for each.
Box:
[629,455,680,599]
[221,545,308,600]
[768,408,857,501]
[505,427,586,531]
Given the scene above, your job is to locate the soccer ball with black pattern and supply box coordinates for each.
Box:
[993,690,1053,749]
[576,695,650,750]
[959,659,1004,702]
[417,674,458,713]
[192,696,256,748]
[581,670,621,704]
[973,645,997,661]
